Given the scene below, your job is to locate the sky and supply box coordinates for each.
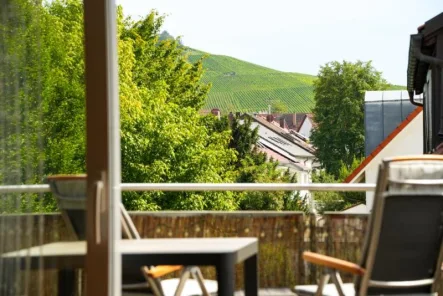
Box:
[118,0,443,86]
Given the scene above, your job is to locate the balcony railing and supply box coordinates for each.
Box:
[0,183,376,194]
[0,211,369,293]
[0,183,373,295]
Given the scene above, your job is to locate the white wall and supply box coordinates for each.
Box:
[297,170,311,208]
[276,164,312,208]
[298,118,313,138]
[364,111,423,209]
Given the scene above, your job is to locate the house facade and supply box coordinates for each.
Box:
[344,12,443,213]
[364,90,422,156]
[345,107,423,211]
[243,113,319,204]
[297,114,315,139]
[407,12,443,153]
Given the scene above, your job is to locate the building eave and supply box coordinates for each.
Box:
[407,12,443,95]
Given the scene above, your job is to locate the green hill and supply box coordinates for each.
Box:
[187,49,406,113]
[187,49,316,113]
[388,85,407,90]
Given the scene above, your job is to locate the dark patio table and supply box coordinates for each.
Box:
[2,237,258,296]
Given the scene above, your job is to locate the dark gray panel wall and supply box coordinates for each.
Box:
[365,100,417,156]
[365,102,383,156]
[383,102,402,139]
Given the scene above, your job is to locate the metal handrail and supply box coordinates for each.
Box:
[120,183,376,192]
[0,183,376,194]
[0,185,51,194]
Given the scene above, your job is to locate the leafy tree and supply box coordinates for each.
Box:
[0,0,308,213]
[118,10,239,210]
[312,157,365,213]
[229,115,306,211]
[310,61,388,178]
[229,116,261,165]
[43,0,86,176]
[311,170,344,213]
[270,100,288,114]
[1,1,238,211]
[0,0,73,212]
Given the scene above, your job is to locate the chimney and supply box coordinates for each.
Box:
[266,114,274,123]
[228,112,234,125]
[211,108,221,120]
[280,117,288,129]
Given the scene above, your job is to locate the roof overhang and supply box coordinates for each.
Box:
[407,12,443,98]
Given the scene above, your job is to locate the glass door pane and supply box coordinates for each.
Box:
[0,0,121,294]
[0,0,88,294]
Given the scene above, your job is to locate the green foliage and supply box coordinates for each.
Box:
[229,116,260,163]
[117,10,239,210]
[311,170,344,213]
[43,0,86,175]
[188,50,406,114]
[270,100,289,114]
[387,84,406,90]
[310,60,388,178]
[187,50,316,113]
[0,0,307,212]
[0,0,82,212]
[229,115,306,211]
[312,157,365,213]
[236,159,304,211]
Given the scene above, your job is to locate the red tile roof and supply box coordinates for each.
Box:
[343,106,423,183]
[251,114,316,154]
[257,147,291,163]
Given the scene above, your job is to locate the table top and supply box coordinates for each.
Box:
[2,237,258,269]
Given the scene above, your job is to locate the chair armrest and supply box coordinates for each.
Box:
[303,251,365,275]
[142,265,183,278]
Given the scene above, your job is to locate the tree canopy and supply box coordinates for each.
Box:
[311,158,364,213]
[0,0,305,212]
[270,100,289,114]
[310,61,388,178]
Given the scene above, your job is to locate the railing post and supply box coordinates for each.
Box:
[309,214,318,284]
[325,214,333,260]
[298,214,306,284]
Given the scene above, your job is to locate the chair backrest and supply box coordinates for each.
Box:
[355,156,443,296]
[46,175,141,240]
[46,175,88,240]
[47,175,148,284]
[120,203,141,240]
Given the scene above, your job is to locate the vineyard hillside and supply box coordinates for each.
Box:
[187,49,406,113]
[187,49,316,113]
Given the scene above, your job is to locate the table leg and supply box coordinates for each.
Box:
[58,269,76,296]
[244,254,258,296]
[216,255,235,296]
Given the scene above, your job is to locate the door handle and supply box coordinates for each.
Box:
[95,180,104,244]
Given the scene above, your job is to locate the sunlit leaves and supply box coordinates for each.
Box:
[310,60,388,177]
